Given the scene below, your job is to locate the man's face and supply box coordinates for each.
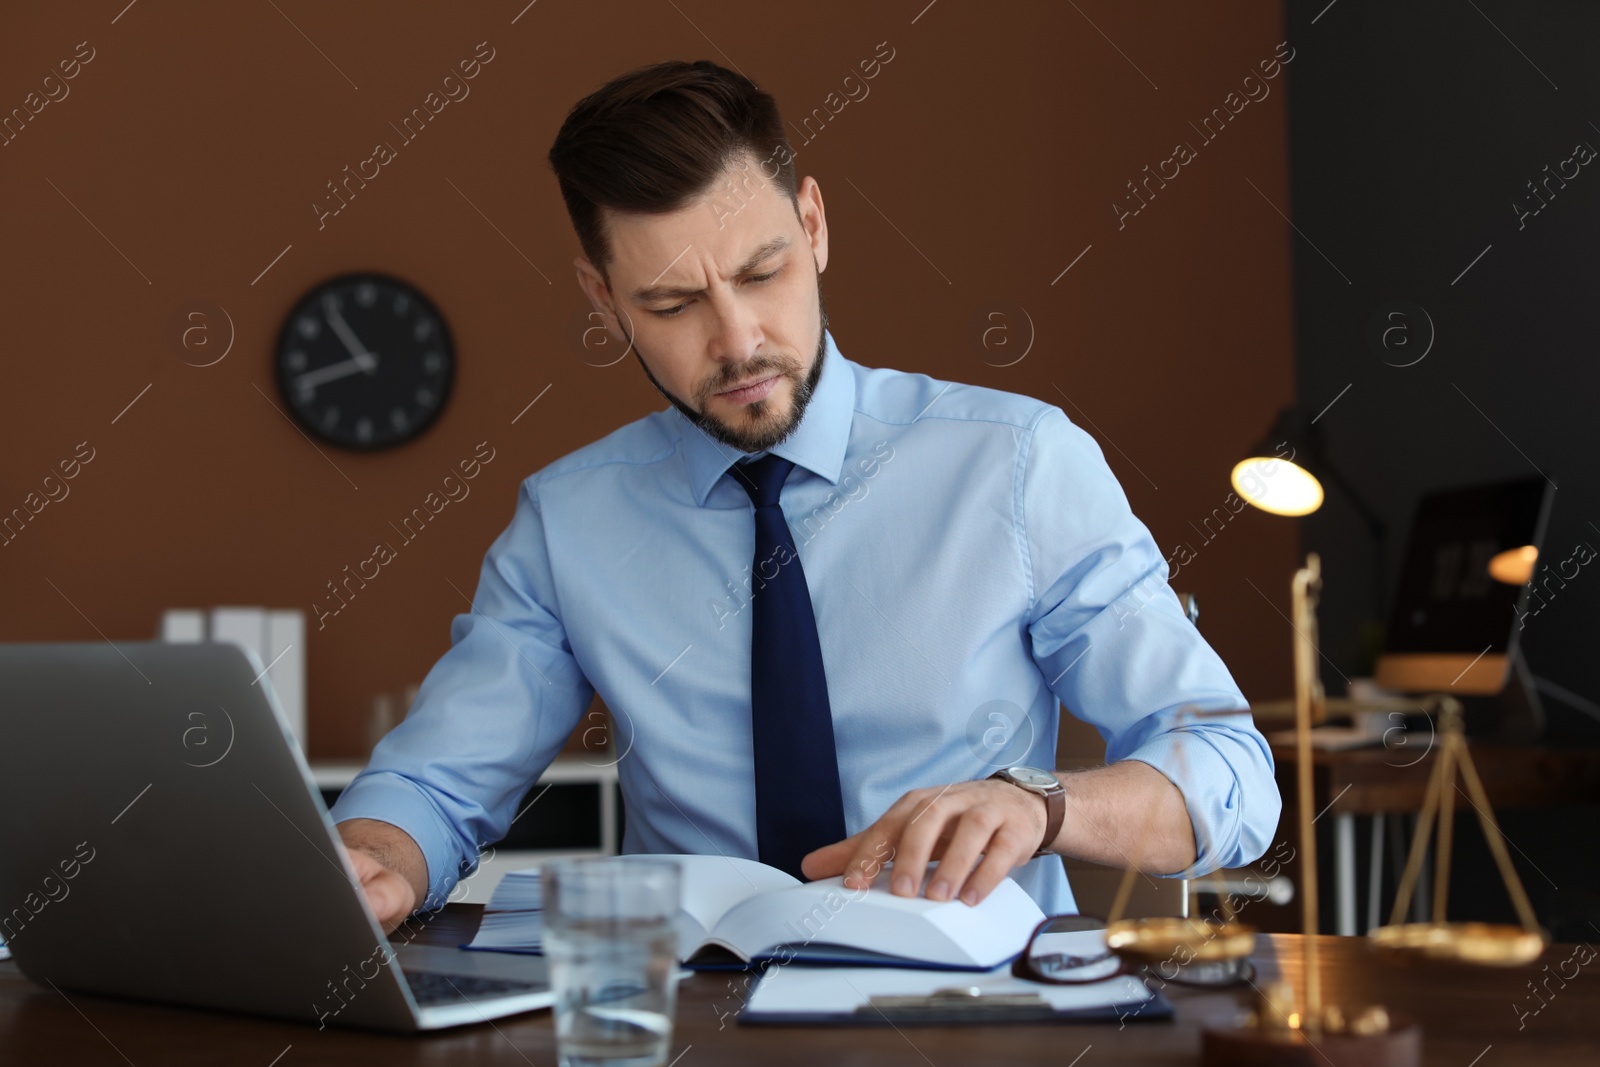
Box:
[573,152,831,453]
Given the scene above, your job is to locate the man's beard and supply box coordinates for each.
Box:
[626,273,830,454]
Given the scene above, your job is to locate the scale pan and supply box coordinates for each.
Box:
[1105,917,1257,963]
[1368,922,1546,966]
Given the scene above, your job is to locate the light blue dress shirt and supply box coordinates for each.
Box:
[331,329,1281,915]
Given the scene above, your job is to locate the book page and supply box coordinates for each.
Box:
[625,854,798,958]
[704,865,1044,969]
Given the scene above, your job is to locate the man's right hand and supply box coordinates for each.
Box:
[336,819,428,934]
[345,847,418,933]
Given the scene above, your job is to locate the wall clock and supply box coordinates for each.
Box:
[275,273,455,450]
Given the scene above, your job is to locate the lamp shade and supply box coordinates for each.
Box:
[1231,407,1385,539]
[1231,408,1327,517]
[1488,545,1538,585]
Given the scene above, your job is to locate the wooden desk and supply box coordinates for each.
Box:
[2,904,1596,1065]
[1271,741,1600,936]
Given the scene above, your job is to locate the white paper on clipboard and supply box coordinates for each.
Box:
[743,961,1155,1021]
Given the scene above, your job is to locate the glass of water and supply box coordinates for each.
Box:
[543,857,682,1067]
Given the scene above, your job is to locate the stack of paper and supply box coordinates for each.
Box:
[486,868,543,910]
[464,869,544,953]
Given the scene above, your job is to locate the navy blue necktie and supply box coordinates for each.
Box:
[730,455,846,879]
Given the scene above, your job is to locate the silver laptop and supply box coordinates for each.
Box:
[0,641,552,1031]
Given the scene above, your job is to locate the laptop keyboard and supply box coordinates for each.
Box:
[406,970,544,1006]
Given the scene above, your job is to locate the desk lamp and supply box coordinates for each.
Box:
[1230,408,1384,533]
[1233,408,1387,654]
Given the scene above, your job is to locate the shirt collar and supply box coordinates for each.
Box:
[677,328,855,507]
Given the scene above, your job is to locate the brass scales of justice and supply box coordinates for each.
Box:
[1096,554,1546,1065]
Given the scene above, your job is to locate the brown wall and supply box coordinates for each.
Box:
[0,1,1296,760]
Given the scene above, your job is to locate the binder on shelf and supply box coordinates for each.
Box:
[159,609,206,642]
[208,607,266,665]
[157,606,307,750]
[264,609,305,750]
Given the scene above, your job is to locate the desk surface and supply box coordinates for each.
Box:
[2,904,1595,1066]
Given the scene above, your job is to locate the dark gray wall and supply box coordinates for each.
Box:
[1285,0,1600,936]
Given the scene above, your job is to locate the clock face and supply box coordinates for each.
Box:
[274,273,454,450]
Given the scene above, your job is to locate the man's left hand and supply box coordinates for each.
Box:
[799,777,1050,905]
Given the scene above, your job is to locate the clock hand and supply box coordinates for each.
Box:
[293,354,382,390]
[324,301,380,375]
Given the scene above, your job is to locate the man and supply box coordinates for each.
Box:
[333,60,1280,933]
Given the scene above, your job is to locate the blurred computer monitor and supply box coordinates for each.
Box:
[1375,476,1554,696]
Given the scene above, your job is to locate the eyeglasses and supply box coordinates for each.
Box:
[1011,915,1256,987]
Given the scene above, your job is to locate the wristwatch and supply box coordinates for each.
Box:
[988,766,1065,857]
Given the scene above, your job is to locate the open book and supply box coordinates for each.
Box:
[465,855,1045,971]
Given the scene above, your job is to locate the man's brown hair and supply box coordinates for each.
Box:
[547,59,798,284]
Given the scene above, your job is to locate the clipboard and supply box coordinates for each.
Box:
[738,964,1173,1026]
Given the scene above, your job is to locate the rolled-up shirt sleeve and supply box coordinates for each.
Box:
[1020,406,1281,876]
[329,476,592,909]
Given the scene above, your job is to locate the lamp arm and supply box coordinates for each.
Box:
[1315,458,1386,540]
[1313,456,1389,627]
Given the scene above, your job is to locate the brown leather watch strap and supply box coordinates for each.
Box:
[989,768,1066,857]
[1033,777,1065,857]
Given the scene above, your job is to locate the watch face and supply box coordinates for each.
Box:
[275,273,454,450]
[1007,766,1058,789]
